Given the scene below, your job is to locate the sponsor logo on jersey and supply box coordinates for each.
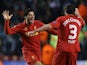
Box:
[30,26,39,36]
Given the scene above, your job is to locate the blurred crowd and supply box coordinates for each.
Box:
[0,0,87,65]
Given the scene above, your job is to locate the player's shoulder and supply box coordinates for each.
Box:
[12,22,22,28]
[56,16,65,19]
[56,16,65,21]
[34,20,43,24]
[16,21,25,27]
[20,21,25,25]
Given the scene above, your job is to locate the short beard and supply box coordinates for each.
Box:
[27,21,31,25]
[26,19,32,25]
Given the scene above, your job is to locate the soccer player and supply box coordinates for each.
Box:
[27,4,85,65]
[2,10,57,65]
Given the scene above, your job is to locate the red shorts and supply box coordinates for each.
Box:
[22,50,41,65]
[52,50,78,65]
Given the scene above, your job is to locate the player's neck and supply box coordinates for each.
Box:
[26,20,34,25]
[66,14,75,16]
[65,12,75,16]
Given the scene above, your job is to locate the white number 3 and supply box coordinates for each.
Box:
[68,24,77,39]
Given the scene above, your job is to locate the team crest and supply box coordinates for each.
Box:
[34,26,36,30]
[24,27,28,31]
[31,55,35,60]
[30,26,39,36]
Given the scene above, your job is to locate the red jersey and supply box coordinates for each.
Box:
[4,20,57,63]
[5,20,45,51]
[50,15,85,52]
[4,20,45,63]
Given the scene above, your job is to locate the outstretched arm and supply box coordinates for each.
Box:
[75,8,85,26]
[37,21,58,35]
[35,24,52,32]
[2,10,21,35]
[25,17,61,36]
[25,24,52,36]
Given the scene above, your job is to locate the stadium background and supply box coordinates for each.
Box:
[0,0,87,65]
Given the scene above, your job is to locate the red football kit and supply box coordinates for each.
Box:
[50,14,85,65]
[4,20,57,65]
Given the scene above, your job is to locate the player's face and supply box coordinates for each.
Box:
[27,11,35,24]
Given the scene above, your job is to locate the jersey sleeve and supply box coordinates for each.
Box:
[4,20,21,35]
[50,17,61,28]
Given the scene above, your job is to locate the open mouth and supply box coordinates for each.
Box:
[31,18,34,20]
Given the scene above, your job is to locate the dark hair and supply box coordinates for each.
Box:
[25,8,34,16]
[64,3,75,14]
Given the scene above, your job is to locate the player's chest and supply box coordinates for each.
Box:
[21,25,39,32]
[20,25,39,36]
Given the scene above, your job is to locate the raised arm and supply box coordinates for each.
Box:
[2,10,21,35]
[75,8,85,26]
[25,24,52,36]
[26,17,61,36]
[37,21,57,35]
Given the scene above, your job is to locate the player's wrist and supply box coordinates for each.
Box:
[5,19,10,21]
[5,19,10,22]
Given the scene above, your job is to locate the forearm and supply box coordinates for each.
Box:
[4,20,10,34]
[4,20,15,34]
[47,29,57,35]
[75,8,85,23]
[4,20,8,34]
[35,24,52,32]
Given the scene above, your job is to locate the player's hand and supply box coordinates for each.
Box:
[75,8,80,16]
[34,61,42,65]
[2,10,13,20]
[25,32,29,36]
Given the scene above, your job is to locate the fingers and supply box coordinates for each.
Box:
[2,10,7,17]
[2,10,7,19]
[75,8,80,16]
[75,8,79,12]
[75,8,78,10]
[2,10,6,16]
[2,10,13,20]
[2,10,7,15]
[7,10,9,15]
[10,14,13,18]
[2,10,10,16]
